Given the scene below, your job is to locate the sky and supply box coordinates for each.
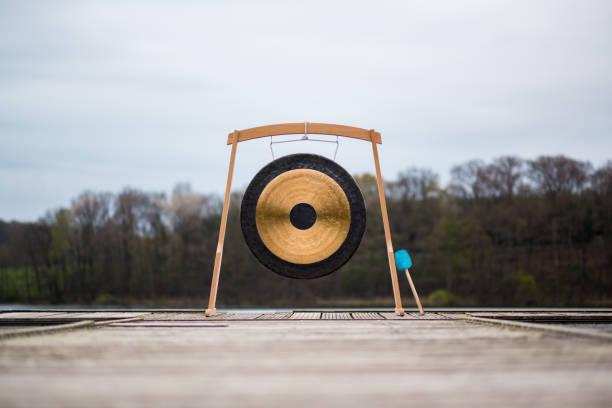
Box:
[1,0,611,221]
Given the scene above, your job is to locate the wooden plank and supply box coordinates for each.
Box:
[50,312,148,320]
[257,313,291,320]
[109,322,228,328]
[0,312,66,319]
[200,313,230,321]
[222,313,263,320]
[471,312,612,321]
[0,320,94,340]
[227,122,382,145]
[407,312,444,319]
[436,313,468,320]
[289,312,321,320]
[379,312,415,320]
[381,312,458,320]
[321,312,352,320]
[464,315,612,341]
[0,312,148,323]
[143,313,227,321]
[351,312,383,320]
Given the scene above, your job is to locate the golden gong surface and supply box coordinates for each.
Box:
[255,169,351,264]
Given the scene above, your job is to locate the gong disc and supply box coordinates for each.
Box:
[241,153,366,279]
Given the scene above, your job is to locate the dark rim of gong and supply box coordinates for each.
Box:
[240,153,366,279]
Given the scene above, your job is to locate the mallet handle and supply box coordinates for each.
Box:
[404,269,424,315]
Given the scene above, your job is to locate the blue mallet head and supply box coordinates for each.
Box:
[394,249,413,270]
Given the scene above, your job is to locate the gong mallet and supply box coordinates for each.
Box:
[394,250,424,315]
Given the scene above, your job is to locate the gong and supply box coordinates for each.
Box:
[240,153,366,279]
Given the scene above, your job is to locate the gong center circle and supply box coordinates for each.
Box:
[289,203,317,230]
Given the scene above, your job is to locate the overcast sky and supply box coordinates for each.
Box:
[1,0,611,221]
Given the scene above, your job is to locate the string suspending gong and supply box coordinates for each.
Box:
[240,153,366,279]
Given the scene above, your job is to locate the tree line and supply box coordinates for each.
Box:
[1,155,611,307]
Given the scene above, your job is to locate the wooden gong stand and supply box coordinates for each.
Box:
[205,122,408,317]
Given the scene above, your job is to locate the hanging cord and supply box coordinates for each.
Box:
[269,122,340,161]
[333,135,339,160]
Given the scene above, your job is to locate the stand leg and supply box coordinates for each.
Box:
[205,134,238,317]
[404,269,424,315]
[370,133,404,316]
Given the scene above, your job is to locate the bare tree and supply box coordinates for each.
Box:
[527,155,592,196]
[449,160,486,198]
[390,167,440,201]
[591,160,612,196]
[487,156,524,198]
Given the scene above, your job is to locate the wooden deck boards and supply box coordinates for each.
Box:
[351,312,382,319]
[0,312,66,319]
[51,312,149,320]
[142,312,228,321]
[220,313,263,320]
[289,312,321,320]
[321,312,351,320]
[256,312,291,320]
[1,311,611,407]
[5,311,605,321]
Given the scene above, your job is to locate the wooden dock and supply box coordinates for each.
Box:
[1,310,611,407]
